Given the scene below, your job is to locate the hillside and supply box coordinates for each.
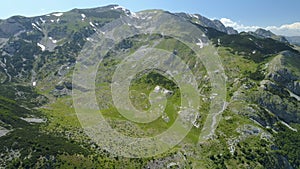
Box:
[0,5,299,169]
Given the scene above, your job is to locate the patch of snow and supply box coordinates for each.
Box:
[111,5,127,12]
[31,23,42,31]
[50,20,54,23]
[56,18,60,23]
[39,17,46,23]
[37,43,46,51]
[280,121,297,132]
[192,14,199,19]
[81,13,86,21]
[188,13,199,19]
[130,12,139,18]
[32,81,37,86]
[288,90,300,101]
[194,20,200,24]
[252,50,256,54]
[196,38,204,48]
[52,12,63,17]
[86,37,93,42]
[134,25,142,29]
[89,22,96,28]
[21,117,46,123]
[49,37,57,43]
[141,15,153,20]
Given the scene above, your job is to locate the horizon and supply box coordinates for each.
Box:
[1,0,300,36]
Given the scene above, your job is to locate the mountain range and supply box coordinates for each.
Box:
[0,5,299,169]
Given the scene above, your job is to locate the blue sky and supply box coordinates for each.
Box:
[1,0,300,36]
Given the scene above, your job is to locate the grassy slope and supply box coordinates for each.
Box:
[1,18,300,168]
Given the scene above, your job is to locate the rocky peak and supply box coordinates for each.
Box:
[174,12,237,34]
[71,4,128,15]
[0,16,27,38]
[249,28,288,43]
[255,28,274,38]
[225,26,238,35]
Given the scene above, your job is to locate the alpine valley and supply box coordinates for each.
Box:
[0,5,299,169]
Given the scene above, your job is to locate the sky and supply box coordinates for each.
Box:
[1,0,300,36]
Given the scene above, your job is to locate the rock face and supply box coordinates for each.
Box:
[268,70,300,95]
[226,26,238,34]
[253,51,300,123]
[255,28,275,38]
[268,51,300,95]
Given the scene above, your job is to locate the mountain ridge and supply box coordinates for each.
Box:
[248,28,289,43]
[0,5,238,38]
[0,4,299,168]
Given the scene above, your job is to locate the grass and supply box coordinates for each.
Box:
[40,96,87,144]
[41,97,80,127]
[218,47,258,78]
[81,34,219,155]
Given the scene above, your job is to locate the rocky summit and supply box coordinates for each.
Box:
[0,5,299,169]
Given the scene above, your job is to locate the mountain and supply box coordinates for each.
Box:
[249,28,289,43]
[175,12,238,34]
[225,26,238,34]
[0,5,299,168]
